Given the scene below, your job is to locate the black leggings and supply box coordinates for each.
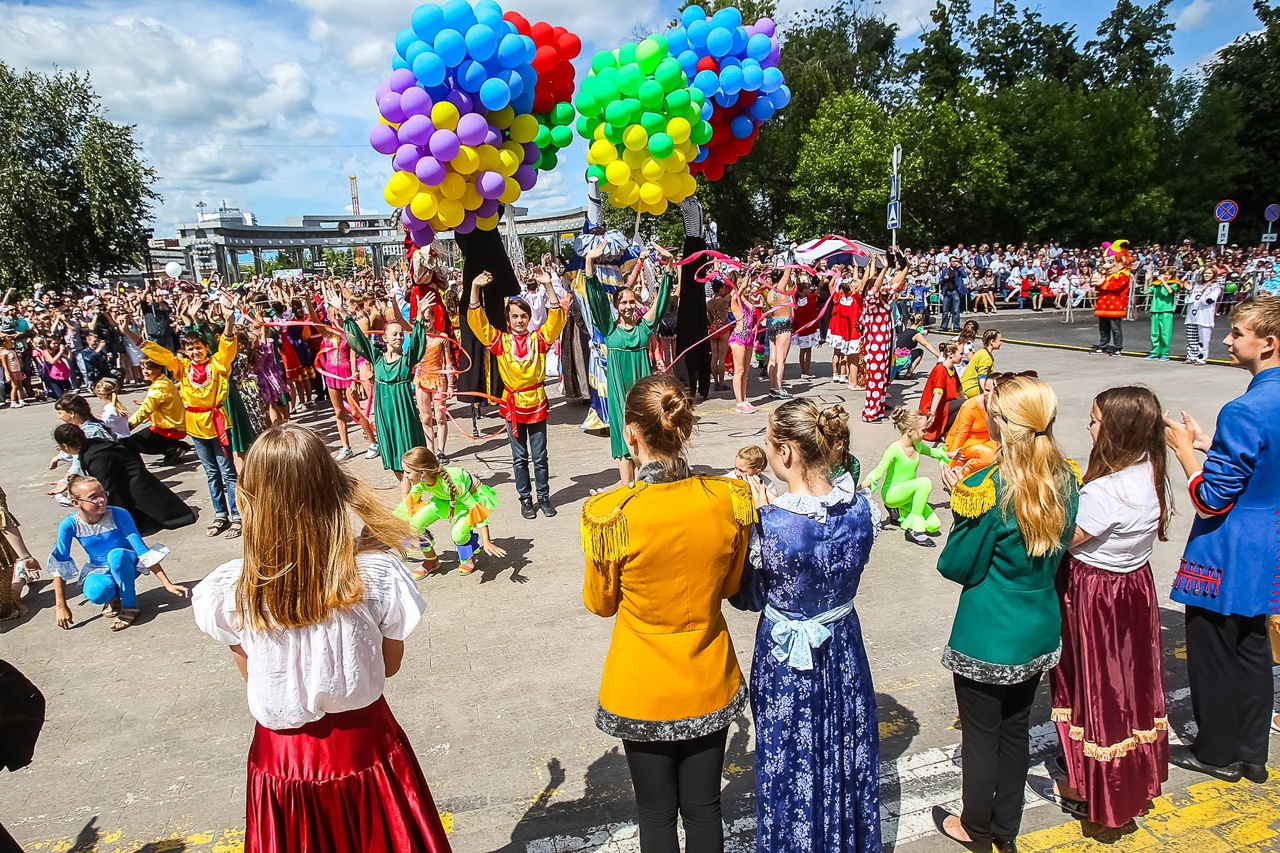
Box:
[622,727,728,853]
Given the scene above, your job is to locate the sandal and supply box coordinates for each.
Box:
[111,608,140,632]
[206,518,231,537]
[102,597,121,620]
[457,560,476,575]
[224,521,243,539]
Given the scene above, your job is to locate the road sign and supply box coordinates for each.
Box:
[1215,199,1238,222]
[1263,233,1278,243]
[892,144,902,175]
[1217,221,1230,245]
[887,200,901,230]
[889,174,900,202]
[1266,204,1280,223]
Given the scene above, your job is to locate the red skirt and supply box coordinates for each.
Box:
[1050,557,1168,828]
[246,696,452,853]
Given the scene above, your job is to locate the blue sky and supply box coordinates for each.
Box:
[0,0,1262,234]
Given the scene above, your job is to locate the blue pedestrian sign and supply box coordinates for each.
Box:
[887,200,901,230]
[889,174,900,202]
[1215,199,1238,222]
[1266,203,1280,223]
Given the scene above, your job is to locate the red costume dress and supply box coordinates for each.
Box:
[919,361,959,441]
[1093,240,1132,354]
[859,287,892,422]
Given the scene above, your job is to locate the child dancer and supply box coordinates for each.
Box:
[397,447,504,576]
[45,474,187,631]
[1145,270,1180,361]
[319,326,377,462]
[1184,271,1221,365]
[412,308,456,463]
[862,407,953,547]
[920,343,961,442]
[726,444,778,498]
[92,378,133,439]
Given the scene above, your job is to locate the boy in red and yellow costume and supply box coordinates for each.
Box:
[1092,238,1133,356]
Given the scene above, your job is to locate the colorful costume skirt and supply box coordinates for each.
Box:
[245,696,452,853]
[1051,557,1168,828]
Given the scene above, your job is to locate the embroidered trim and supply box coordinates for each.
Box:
[1065,458,1082,485]
[580,485,645,572]
[951,467,997,518]
[596,682,747,742]
[1173,559,1222,598]
[942,643,1061,685]
[727,478,757,527]
[1052,710,1169,762]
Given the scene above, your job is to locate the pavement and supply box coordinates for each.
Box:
[3,310,1278,853]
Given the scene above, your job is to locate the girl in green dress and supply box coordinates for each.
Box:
[583,242,675,486]
[862,407,954,547]
[396,447,505,576]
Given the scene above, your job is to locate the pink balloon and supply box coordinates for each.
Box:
[477,170,506,199]
[370,124,400,155]
[756,17,776,36]
[457,112,489,147]
[400,86,433,117]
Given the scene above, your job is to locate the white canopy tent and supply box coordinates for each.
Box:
[793,235,884,267]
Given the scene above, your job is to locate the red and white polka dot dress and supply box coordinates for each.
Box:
[859,288,893,423]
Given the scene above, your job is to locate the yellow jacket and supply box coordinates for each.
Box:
[141,337,236,440]
[128,375,187,435]
[582,475,755,723]
[467,305,566,423]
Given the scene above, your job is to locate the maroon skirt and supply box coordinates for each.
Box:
[1050,557,1169,828]
[246,696,452,853]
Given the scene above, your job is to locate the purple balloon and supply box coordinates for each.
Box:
[477,170,506,199]
[393,143,423,172]
[400,86,433,117]
[409,226,436,245]
[457,112,489,147]
[757,17,776,36]
[446,89,475,113]
[521,141,540,164]
[389,68,418,94]
[455,211,477,234]
[477,197,501,218]
[428,129,461,161]
[766,43,781,66]
[370,124,400,155]
[398,114,435,145]
[375,81,392,104]
[415,155,447,186]
[513,164,537,192]
[378,91,407,124]
[483,128,502,147]
[400,206,422,229]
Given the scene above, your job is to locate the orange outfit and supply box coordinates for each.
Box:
[945,396,999,478]
[1094,269,1132,319]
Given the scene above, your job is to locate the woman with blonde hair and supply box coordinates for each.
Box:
[192,423,452,853]
[932,375,1080,853]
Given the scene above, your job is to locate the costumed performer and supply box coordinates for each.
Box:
[1184,270,1222,365]
[944,379,1001,487]
[1145,270,1180,361]
[919,342,961,442]
[396,447,504,577]
[1091,239,1132,356]
[317,320,377,462]
[861,253,907,423]
[467,267,566,520]
[455,225,521,437]
[411,302,456,463]
[675,194,712,400]
[727,271,765,413]
[584,241,674,486]
[125,358,190,465]
[861,407,953,547]
[46,474,186,632]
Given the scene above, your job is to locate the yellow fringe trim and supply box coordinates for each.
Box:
[728,479,757,527]
[581,504,630,567]
[1065,458,1083,485]
[951,476,996,518]
[1057,711,1170,762]
[1051,708,1072,723]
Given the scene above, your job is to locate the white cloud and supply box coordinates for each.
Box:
[1176,0,1214,30]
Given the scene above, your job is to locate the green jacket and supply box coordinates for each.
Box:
[937,463,1079,682]
[1147,279,1180,314]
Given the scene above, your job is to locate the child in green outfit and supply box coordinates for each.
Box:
[396,447,505,577]
[1145,269,1181,361]
[862,407,954,547]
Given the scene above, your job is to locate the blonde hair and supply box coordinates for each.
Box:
[92,377,126,417]
[890,406,926,435]
[769,399,850,481]
[1231,296,1280,341]
[736,445,766,472]
[989,375,1072,557]
[402,446,463,507]
[235,423,410,632]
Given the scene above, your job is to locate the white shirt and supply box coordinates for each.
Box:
[100,404,132,439]
[1070,461,1161,573]
[192,552,427,730]
[1186,283,1222,327]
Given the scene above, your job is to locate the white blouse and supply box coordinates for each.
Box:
[192,552,427,730]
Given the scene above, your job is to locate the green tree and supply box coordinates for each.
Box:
[522,236,551,267]
[323,247,356,277]
[967,2,1087,90]
[903,0,973,104]
[0,62,159,295]
[1084,0,1175,107]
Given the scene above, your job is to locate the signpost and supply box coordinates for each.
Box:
[888,144,902,249]
[1215,199,1238,247]
[1264,203,1279,243]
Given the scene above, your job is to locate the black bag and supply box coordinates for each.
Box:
[0,660,45,772]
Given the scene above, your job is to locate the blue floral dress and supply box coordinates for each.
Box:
[731,476,882,853]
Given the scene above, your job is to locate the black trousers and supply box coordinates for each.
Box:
[1185,605,1273,766]
[124,427,187,458]
[622,727,728,853]
[1097,316,1123,351]
[954,672,1042,844]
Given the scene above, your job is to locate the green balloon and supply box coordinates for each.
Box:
[618,64,645,98]
[623,98,643,123]
[594,77,619,105]
[1225,281,1239,294]
[540,149,559,171]
[551,124,574,149]
[535,124,553,147]
[689,87,705,107]
[591,51,618,73]
[575,115,593,139]
[618,42,638,67]
[551,102,576,127]
[586,164,608,184]
[640,111,666,135]
[665,89,691,113]
[574,92,599,118]
[691,120,713,145]
[604,123,626,145]
[638,80,666,110]
[680,103,701,125]
[655,57,686,92]
[636,38,662,75]
[605,100,631,127]
[648,132,674,159]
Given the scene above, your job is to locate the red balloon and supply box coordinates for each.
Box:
[558,31,582,59]
[552,25,566,38]
[531,21,555,45]
[532,44,559,72]
[696,56,720,74]
[737,90,758,107]
[554,59,575,79]
[503,11,530,34]
[533,92,555,114]
[551,76,574,102]
[705,163,725,181]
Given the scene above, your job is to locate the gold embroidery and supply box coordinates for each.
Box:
[1056,711,1170,762]
[951,469,997,518]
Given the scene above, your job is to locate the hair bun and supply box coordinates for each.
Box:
[658,387,692,432]
[817,405,848,439]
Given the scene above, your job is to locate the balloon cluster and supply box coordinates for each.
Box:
[574,37,708,215]
[502,12,581,173]
[369,0,566,244]
[667,5,791,181]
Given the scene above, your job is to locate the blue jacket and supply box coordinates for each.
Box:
[1172,367,1280,617]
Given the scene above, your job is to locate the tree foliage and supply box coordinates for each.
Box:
[0,62,159,295]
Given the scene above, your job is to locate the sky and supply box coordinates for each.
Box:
[0,0,1263,235]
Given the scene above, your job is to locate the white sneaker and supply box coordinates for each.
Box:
[364,443,380,460]
[335,447,354,462]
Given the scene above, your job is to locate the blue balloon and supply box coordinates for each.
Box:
[741,60,764,91]
[687,19,711,49]
[711,7,743,28]
[511,89,536,114]
[442,0,477,32]
[771,84,792,109]
[719,56,741,69]
[392,55,410,71]
[731,115,754,138]
[667,26,689,54]
[678,49,699,76]
[761,66,784,93]
[749,99,775,121]
[681,4,708,25]
[497,33,525,68]
[479,77,511,111]
[707,27,733,58]
[457,59,488,93]
[747,33,773,62]
[520,34,537,66]
[692,70,720,97]
[715,91,739,108]
[503,68,525,101]
[405,40,430,66]
[396,27,420,59]
[517,64,538,94]
[411,6,444,43]
[720,64,744,94]
[693,146,708,163]
[474,0,505,27]
[731,26,749,56]
[434,29,467,68]
[701,100,714,121]
[465,24,498,62]
[413,51,447,87]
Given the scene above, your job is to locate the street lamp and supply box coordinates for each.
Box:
[142,228,155,286]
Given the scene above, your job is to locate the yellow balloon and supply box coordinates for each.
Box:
[605,159,632,186]
[509,113,539,144]
[679,140,699,160]
[641,158,664,182]
[379,115,400,129]
[409,191,439,221]
[439,172,467,201]
[461,184,483,211]
[667,117,691,144]
[384,170,419,207]
[502,140,525,162]
[623,125,649,152]
[497,148,521,177]
[639,181,664,206]
[488,105,515,130]
[622,147,647,169]
[589,138,617,166]
[499,177,521,204]
[608,191,630,208]
[593,123,607,141]
[477,145,502,174]
[452,145,480,175]
[660,173,683,199]
[660,150,687,172]
[615,180,640,207]
[649,198,668,216]
[475,213,500,231]
[431,101,460,132]
[437,199,465,229]
[681,173,698,198]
